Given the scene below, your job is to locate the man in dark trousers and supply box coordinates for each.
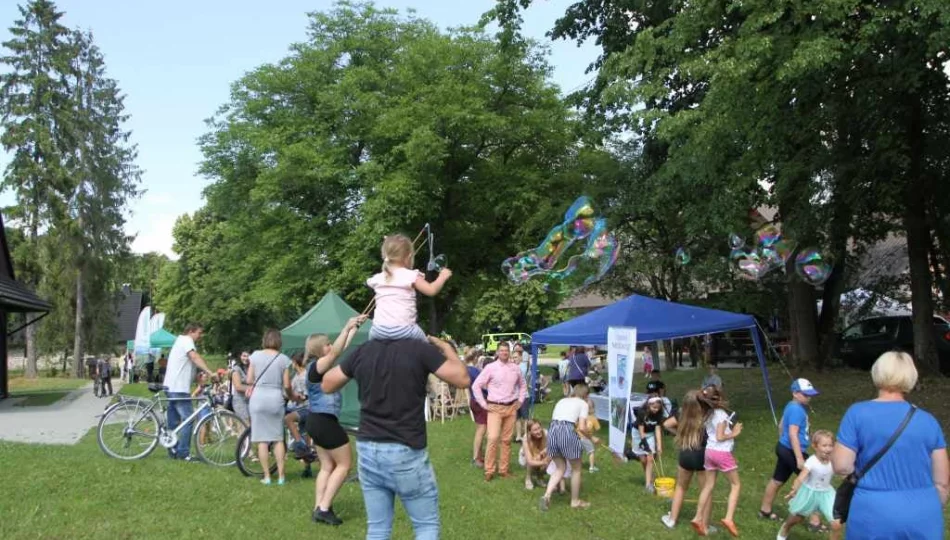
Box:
[96,357,114,397]
[322,335,469,540]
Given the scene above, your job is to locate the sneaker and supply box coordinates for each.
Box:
[525,479,534,490]
[539,496,550,512]
[645,484,656,495]
[776,526,788,540]
[471,458,484,469]
[301,467,313,478]
[661,514,675,529]
[589,466,599,473]
[312,508,342,526]
[181,455,198,463]
[277,477,286,486]
[260,478,271,485]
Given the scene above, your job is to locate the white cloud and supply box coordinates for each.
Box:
[130,213,180,259]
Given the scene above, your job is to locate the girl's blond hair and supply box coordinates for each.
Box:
[305,334,330,359]
[812,429,835,446]
[525,419,547,458]
[381,234,414,282]
[675,390,712,451]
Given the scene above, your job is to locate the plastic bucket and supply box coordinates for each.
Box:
[654,477,676,498]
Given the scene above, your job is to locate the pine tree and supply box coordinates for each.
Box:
[0,0,77,378]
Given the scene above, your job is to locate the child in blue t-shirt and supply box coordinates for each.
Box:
[758,379,819,521]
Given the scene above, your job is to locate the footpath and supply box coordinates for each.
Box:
[0,379,124,444]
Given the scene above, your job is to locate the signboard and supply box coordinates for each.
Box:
[607,326,637,456]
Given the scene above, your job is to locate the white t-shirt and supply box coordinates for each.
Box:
[163,335,197,393]
[705,408,735,452]
[803,455,834,491]
[367,267,421,327]
[551,397,589,424]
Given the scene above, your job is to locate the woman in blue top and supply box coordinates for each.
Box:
[304,315,365,527]
[833,351,949,539]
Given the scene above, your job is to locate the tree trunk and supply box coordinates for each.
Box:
[903,97,939,375]
[787,272,819,369]
[662,340,675,372]
[72,265,85,379]
[816,261,846,369]
[24,220,40,379]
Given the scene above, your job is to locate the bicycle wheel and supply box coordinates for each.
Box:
[194,409,247,466]
[235,426,278,477]
[97,400,161,460]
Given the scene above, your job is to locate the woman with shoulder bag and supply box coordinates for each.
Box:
[246,332,293,486]
[832,351,949,539]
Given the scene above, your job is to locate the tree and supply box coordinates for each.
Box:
[64,30,141,376]
[0,0,76,377]
[162,2,598,350]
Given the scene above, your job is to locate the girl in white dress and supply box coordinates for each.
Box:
[777,430,842,540]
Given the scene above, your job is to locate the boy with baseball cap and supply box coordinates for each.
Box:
[758,378,820,521]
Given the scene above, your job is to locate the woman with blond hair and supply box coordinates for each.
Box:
[832,351,949,539]
[304,315,365,526]
[246,329,293,485]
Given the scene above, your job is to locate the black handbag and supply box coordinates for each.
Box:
[833,404,916,523]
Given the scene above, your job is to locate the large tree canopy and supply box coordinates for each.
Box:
[157,2,602,349]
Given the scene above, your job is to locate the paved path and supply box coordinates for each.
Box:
[0,380,124,445]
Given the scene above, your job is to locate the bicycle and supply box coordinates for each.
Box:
[97,382,247,466]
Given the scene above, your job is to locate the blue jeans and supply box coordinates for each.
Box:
[165,391,193,458]
[356,440,440,540]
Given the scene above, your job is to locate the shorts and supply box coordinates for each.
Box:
[286,405,308,417]
[369,324,427,341]
[704,449,738,472]
[678,448,706,472]
[517,399,530,420]
[547,420,583,460]
[305,413,349,450]
[772,443,808,483]
[631,431,656,457]
[470,400,487,425]
[580,438,595,455]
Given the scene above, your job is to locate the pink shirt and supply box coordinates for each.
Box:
[472,360,527,409]
[367,267,421,327]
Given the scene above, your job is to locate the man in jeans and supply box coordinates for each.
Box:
[322,335,469,540]
[471,342,527,481]
[162,323,213,461]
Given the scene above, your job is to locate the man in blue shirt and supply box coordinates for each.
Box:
[759,378,819,522]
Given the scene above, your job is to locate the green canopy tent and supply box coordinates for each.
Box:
[281,291,371,428]
[149,328,176,348]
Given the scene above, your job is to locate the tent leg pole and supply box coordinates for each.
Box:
[751,327,777,425]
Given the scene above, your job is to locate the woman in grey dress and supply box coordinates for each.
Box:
[230,351,251,423]
[246,329,292,485]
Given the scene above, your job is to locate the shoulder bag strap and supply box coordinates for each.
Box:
[854,404,917,480]
[251,353,282,391]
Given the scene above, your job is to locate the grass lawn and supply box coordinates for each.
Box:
[8,376,89,393]
[1,366,949,539]
[11,391,74,407]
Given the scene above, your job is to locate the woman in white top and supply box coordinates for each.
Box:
[539,383,591,511]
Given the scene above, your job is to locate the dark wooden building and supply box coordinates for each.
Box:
[0,212,52,399]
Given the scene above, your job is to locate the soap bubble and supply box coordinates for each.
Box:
[428,254,447,272]
[728,233,744,250]
[795,248,832,286]
[755,224,782,248]
[675,247,690,266]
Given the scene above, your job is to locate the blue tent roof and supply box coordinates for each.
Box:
[532,294,757,345]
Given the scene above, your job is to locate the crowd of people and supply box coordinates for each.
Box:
[140,233,948,539]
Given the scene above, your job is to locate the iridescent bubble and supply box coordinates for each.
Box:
[795,248,832,286]
[730,248,747,260]
[675,247,690,266]
[728,233,745,250]
[428,254,447,272]
[756,224,782,248]
[736,255,768,280]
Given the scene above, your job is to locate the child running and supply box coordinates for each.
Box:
[631,396,666,493]
[695,386,743,537]
[661,390,715,533]
[540,383,592,511]
[777,430,841,540]
[366,234,451,341]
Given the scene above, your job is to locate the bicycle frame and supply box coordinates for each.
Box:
[116,389,216,446]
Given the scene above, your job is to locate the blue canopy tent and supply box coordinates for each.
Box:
[530,294,776,423]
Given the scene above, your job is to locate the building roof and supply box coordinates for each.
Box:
[0,274,52,313]
[115,289,144,342]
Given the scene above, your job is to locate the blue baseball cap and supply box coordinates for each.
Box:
[790,378,819,396]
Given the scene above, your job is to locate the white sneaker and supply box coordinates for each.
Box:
[589,466,599,473]
[776,525,788,540]
[661,514,675,529]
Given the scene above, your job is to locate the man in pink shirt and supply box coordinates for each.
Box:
[472,343,527,481]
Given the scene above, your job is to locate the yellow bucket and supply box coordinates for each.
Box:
[654,477,676,498]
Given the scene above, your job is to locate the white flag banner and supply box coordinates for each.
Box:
[607,326,638,456]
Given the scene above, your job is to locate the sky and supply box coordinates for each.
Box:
[0,0,597,258]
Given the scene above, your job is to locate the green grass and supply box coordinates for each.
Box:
[1,367,949,539]
[8,376,89,393]
[11,391,73,407]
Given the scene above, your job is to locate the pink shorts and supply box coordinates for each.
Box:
[703,449,738,472]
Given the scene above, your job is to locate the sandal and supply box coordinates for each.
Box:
[758,510,781,521]
[539,496,550,512]
[806,523,830,533]
[690,520,708,536]
[720,519,739,537]
[570,500,591,509]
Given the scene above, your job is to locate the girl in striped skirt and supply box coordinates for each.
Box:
[540,383,592,511]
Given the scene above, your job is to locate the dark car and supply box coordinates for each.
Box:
[836,315,950,372]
